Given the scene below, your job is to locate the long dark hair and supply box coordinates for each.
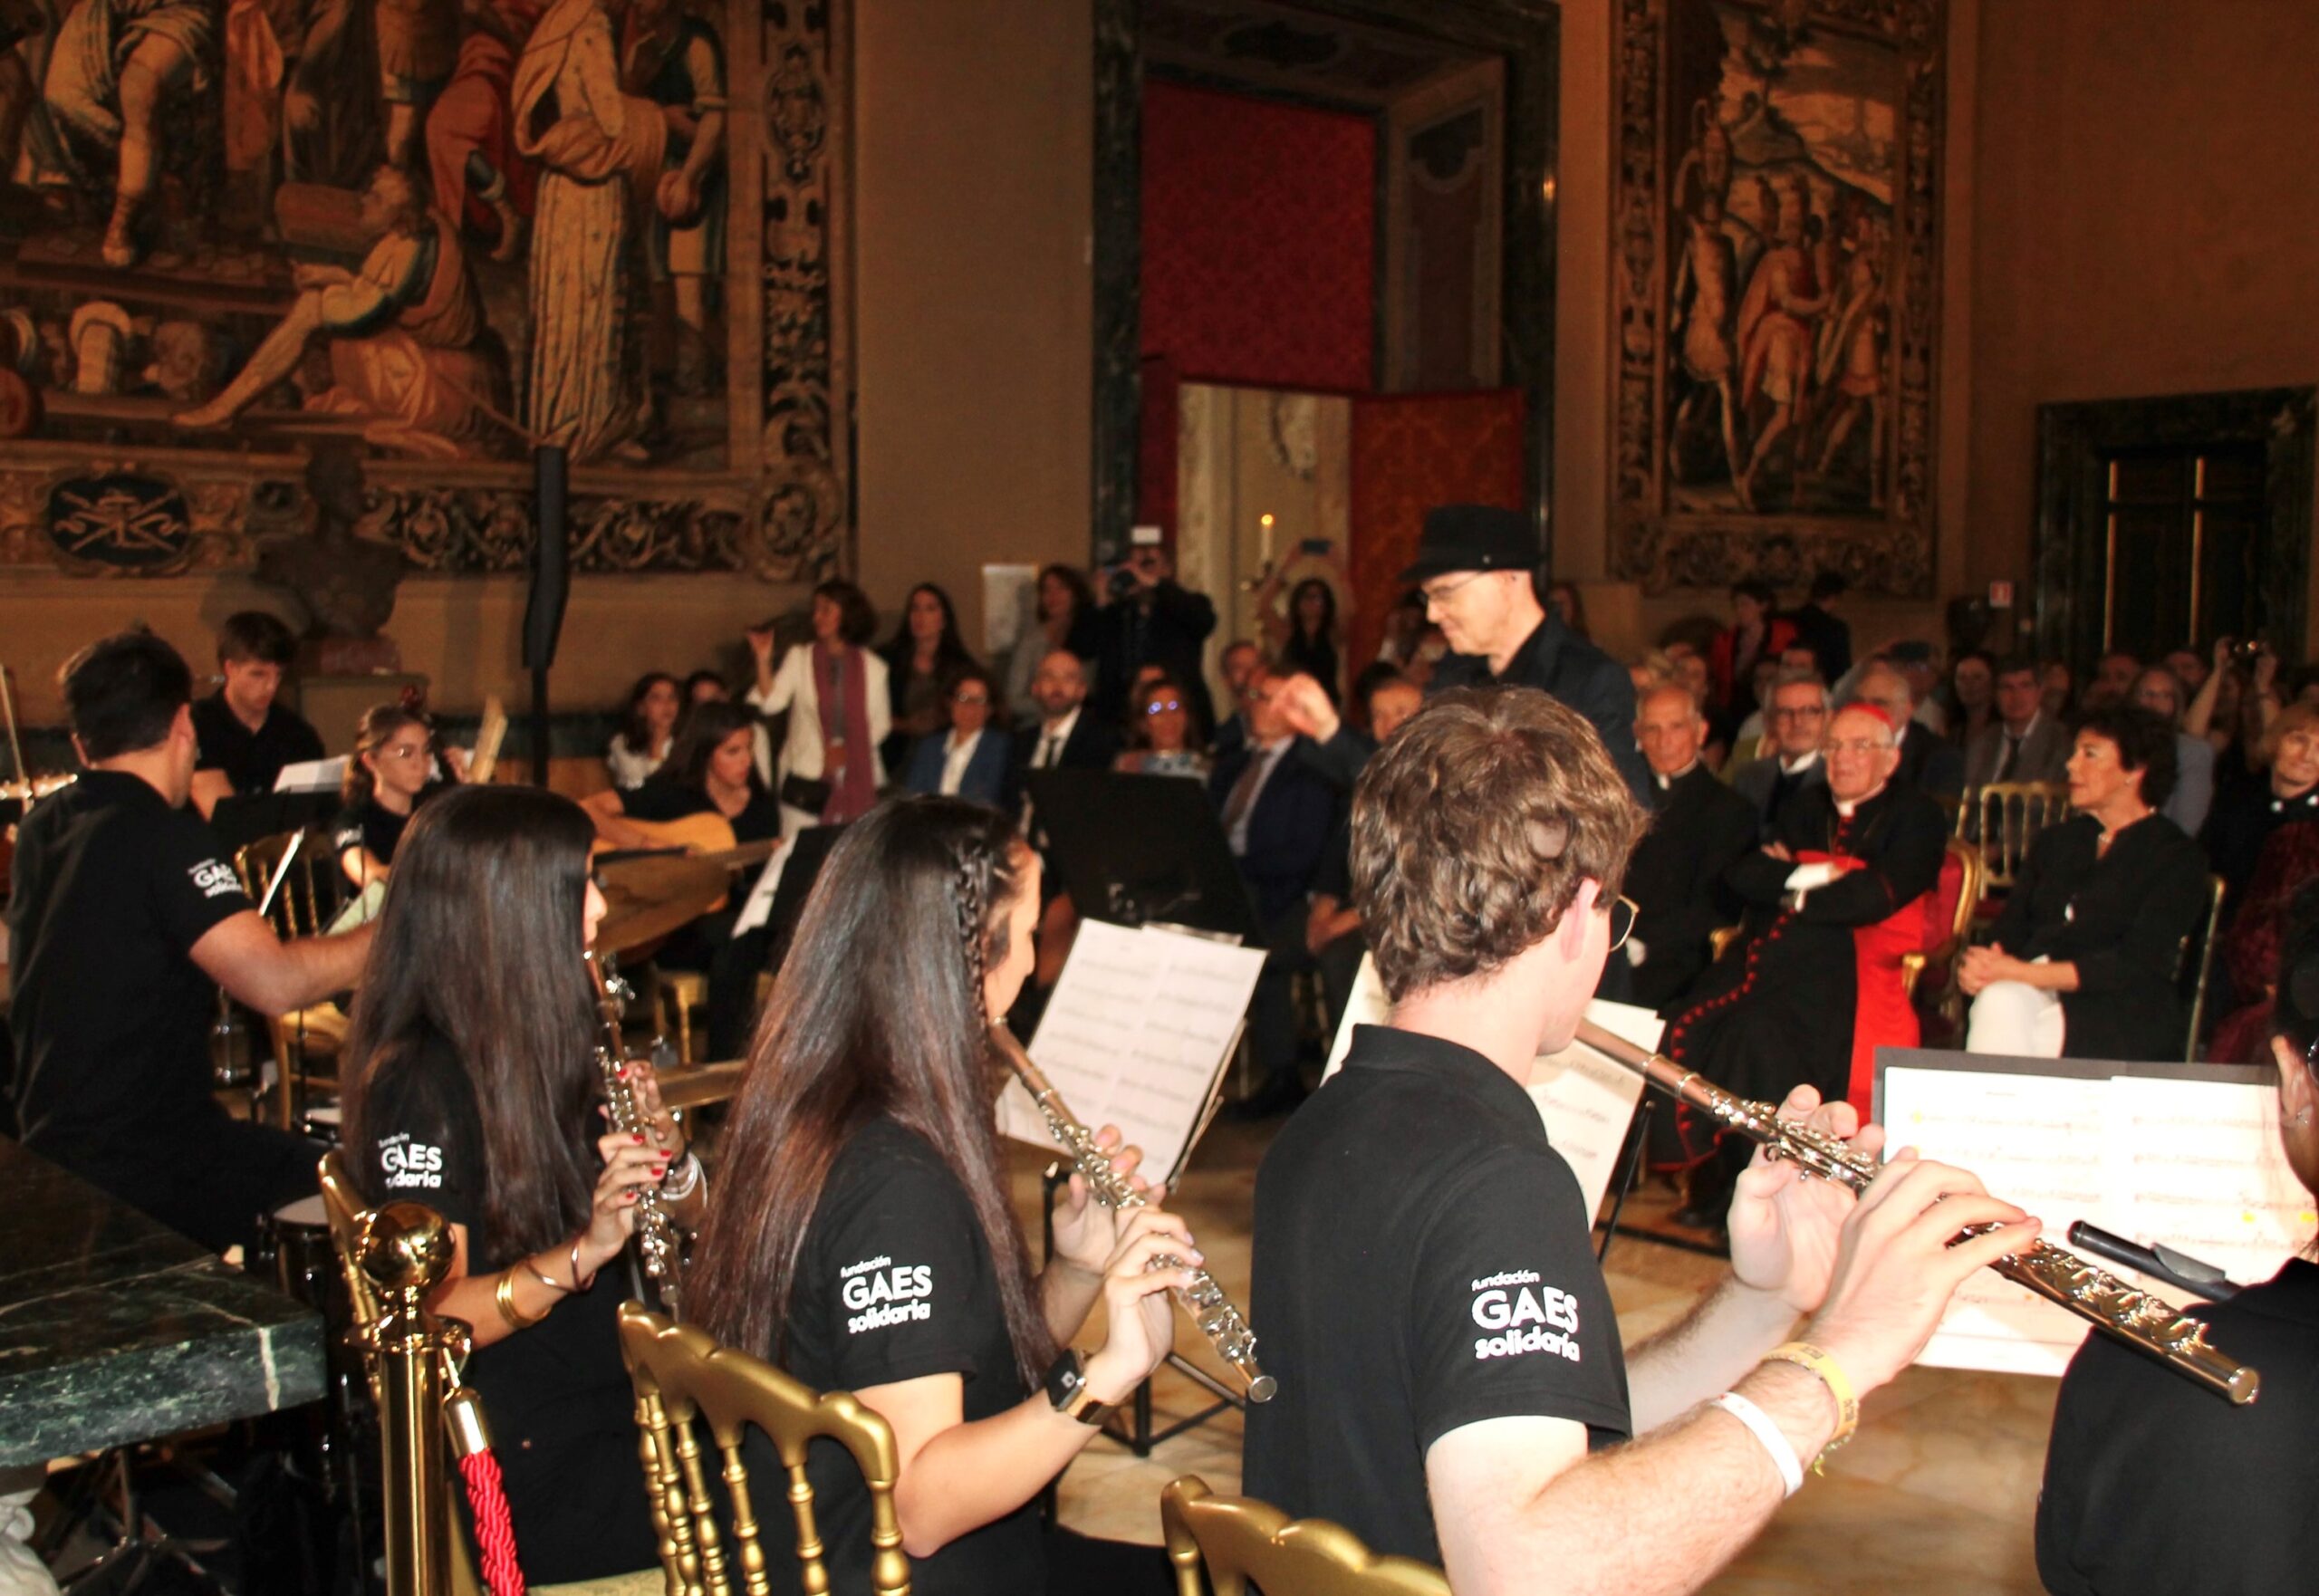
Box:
[342,704,431,807]
[663,699,763,795]
[621,671,680,754]
[341,787,600,1264]
[1281,579,1341,705]
[690,797,1053,1387]
[881,583,974,683]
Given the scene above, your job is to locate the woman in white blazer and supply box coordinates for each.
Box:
[746,580,891,837]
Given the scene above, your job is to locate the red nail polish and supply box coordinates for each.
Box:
[633,1134,646,1143]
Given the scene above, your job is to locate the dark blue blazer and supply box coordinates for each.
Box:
[903,728,1015,810]
[1208,737,1344,925]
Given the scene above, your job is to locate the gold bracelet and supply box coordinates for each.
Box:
[495,1269,547,1332]
[1762,1341,1859,1467]
[522,1256,571,1294]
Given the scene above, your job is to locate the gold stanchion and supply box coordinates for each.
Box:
[359,1202,469,1596]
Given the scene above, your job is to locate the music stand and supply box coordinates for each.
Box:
[1023,770,1257,940]
[764,824,845,966]
[207,792,342,860]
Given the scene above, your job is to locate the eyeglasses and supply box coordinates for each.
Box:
[951,691,991,706]
[1824,736,1891,757]
[1142,698,1183,715]
[1420,571,1490,606]
[1604,894,1638,953]
[376,742,430,762]
[1771,705,1827,722]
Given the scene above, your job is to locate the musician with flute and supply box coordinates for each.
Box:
[2035,880,2319,1596]
[1246,687,2042,1593]
[690,796,1186,1594]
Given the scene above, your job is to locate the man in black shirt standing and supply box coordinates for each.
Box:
[189,610,325,814]
[1243,686,2039,1591]
[7,630,372,1252]
[1093,531,1217,738]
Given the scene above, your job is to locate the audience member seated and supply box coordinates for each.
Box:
[2041,659,2076,722]
[1963,655,2070,791]
[1856,659,1965,799]
[1213,664,1344,1118]
[1728,668,1830,841]
[1727,656,1784,759]
[586,700,782,1061]
[8,630,370,1252]
[1665,702,1945,1226]
[1256,570,1344,707]
[1889,642,1949,736]
[903,664,1013,806]
[1113,674,1208,782]
[342,786,697,1585]
[1305,672,1424,1032]
[1095,534,1217,736]
[880,582,978,778]
[1625,686,1755,1010]
[1961,707,2208,1062]
[1003,563,1102,716]
[2131,664,2218,835]
[1009,648,1121,991]
[606,670,680,791]
[1708,580,1795,735]
[1210,639,1262,761]
[684,669,727,706]
[2083,649,2141,710]
[1544,579,1590,640]
[748,580,889,836]
[2202,702,2319,924]
[189,611,326,816]
[1628,648,1678,699]
[2207,810,2319,1062]
[1947,649,1996,748]
[336,703,459,889]
[1784,569,1852,681]
[2036,881,2319,1596]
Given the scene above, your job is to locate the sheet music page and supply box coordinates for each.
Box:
[728,839,794,937]
[272,755,350,793]
[1881,1062,2112,1376]
[1323,953,1390,1076]
[2102,1074,2313,1292]
[996,921,1265,1183]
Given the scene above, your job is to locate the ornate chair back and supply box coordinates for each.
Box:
[1962,781,2070,892]
[1161,1476,1448,1596]
[617,1303,909,1596]
[2183,872,2230,1060]
[236,828,334,939]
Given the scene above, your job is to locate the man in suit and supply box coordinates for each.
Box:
[901,664,1013,807]
[1785,570,1852,682]
[1006,648,1118,824]
[1964,655,2071,788]
[1858,659,1965,799]
[1625,685,1756,1010]
[1210,639,1262,762]
[1213,663,1344,1117]
[1094,534,1218,736]
[1728,668,1831,840]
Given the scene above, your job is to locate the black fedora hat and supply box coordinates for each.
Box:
[1398,505,1539,583]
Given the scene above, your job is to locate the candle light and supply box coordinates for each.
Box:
[1259,512,1275,564]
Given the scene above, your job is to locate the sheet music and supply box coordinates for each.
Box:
[728,839,794,937]
[996,921,1265,1183]
[1880,1056,2310,1378]
[272,756,350,793]
[1322,954,1650,1219]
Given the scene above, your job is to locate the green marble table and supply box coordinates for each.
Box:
[0,1138,325,1467]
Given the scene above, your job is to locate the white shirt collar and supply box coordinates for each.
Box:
[1042,707,1081,745]
[1654,759,1700,791]
[1778,748,1822,775]
[1833,781,1886,818]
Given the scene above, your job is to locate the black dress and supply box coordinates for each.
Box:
[623,775,783,1058]
[2037,1258,2319,1596]
[1986,812,2211,1062]
[1625,764,1756,1010]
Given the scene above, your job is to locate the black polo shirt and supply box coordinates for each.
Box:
[623,774,783,845]
[5,770,252,1182]
[1244,1024,1631,1566]
[755,1118,1040,1596]
[2037,1258,2319,1595]
[192,691,325,796]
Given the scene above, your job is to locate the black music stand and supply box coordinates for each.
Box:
[206,791,342,859]
[1023,769,1257,940]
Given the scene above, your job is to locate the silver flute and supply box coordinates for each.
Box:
[590,956,682,1312]
[1573,1020,2258,1405]
[990,1025,1276,1402]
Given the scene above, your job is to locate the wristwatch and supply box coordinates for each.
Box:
[1041,1350,1114,1426]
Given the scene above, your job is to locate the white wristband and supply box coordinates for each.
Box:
[1711,1391,1804,1498]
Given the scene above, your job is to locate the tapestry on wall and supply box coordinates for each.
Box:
[1612,0,1941,598]
[0,0,850,582]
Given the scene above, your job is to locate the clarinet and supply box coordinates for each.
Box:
[1572,1020,2260,1406]
[989,1025,1276,1403]
[589,955,681,1313]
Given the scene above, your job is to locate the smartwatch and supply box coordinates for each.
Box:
[1041,1350,1114,1426]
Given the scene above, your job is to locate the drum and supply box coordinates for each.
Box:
[259,1194,341,1312]
[299,1101,342,1146]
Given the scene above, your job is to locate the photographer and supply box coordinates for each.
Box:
[1093,532,1217,738]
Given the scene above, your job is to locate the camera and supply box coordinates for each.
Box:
[1107,565,1140,601]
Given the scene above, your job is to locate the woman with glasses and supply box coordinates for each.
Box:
[902,663,1013,807]
[336,703,460,889]
[1113,673,1208,781]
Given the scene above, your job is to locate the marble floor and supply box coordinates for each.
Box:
[1009,1115,2062,1595]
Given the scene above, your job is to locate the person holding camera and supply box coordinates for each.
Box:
[1093,534,1217,739]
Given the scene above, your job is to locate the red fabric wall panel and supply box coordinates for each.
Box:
[1140,82,1376,392]
[1347,389,1527,668]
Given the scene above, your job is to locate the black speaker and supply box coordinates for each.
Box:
[522,444,570,670]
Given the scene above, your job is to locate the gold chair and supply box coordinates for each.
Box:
[235,830,352,1128]
[1708,923,1744,962]
[651,968,710,1064]
[617,1303,910,1596]
[1958,781,2070,894]
[1162,1476,1448,1596]
[2183,872,2230,1061]
[1900,836,1987,1003]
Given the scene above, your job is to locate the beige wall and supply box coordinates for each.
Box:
[852,0,1094,654]
[1964,0,2319,649]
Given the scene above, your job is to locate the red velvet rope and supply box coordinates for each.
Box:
[457,1447,528,1596]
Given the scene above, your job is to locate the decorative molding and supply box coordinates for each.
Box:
[1611,0,1943,598]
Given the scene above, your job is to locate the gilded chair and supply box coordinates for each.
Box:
[617,1303,909,1596]
[650,968,709,1064]
[1162,1476,1448,1596]
[1708,924,1745,962]
[235,830,353,1128]
[2182,872,2230,1062]
[1900,836,1987,1003]
[1959,781,2070,895]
